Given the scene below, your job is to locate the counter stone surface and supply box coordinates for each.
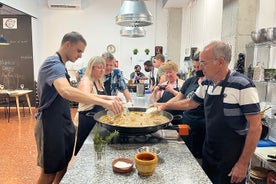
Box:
[61,131,212,184]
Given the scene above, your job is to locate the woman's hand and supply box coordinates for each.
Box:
[105,99,123,115]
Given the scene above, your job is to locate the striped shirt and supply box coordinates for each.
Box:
[192,70,260,135]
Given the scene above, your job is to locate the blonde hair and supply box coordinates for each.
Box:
[84,56,106,82]
[164,61,178,72]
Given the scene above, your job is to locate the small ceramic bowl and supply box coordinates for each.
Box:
[134,152,158,176]
[112,158,134,173]
[137,146,161,156]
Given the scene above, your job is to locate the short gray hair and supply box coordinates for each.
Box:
[209,41,232,64]
[102,52,115,61]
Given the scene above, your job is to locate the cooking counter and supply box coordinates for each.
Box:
[61,130,212,184]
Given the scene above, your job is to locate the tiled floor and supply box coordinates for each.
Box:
[0,108,77,184]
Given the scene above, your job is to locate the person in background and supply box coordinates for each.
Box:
[102,52,132,104]
[160,52,206,161]
[154,41,262,184]
[154,54,166,85]
[74,56,118,155]
[129,65,145,83]
[150,61,184,124]
[144,60,155,89]
[76,65,86,82]
[34,32,123,184]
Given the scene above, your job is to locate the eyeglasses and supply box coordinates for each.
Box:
[199,58,217,66]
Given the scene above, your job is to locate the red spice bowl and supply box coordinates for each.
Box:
[112,158,134,173]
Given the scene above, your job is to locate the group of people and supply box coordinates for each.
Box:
[35,31,262,184]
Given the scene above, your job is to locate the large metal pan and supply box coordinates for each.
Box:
[93,107,173,135]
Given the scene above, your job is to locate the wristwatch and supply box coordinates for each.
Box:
[107,44,116,53]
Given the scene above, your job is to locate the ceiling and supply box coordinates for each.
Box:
[0,0,192,15]
[0,3,25,15]
[163,0,191,8]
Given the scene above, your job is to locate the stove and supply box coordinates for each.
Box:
[98,127,167,144]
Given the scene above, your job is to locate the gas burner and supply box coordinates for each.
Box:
[134,135,149,143]
[99,127,166,144]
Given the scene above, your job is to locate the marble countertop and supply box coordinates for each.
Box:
[61,130,212,184]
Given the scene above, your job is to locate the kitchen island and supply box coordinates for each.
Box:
[61,128,212,184]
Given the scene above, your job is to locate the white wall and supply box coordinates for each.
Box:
[35,0,168,80]
[179,0,223,72]
[256,0,276,29]
[3,0,276,80]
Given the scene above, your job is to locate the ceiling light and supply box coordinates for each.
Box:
[120,26,146,38]
[116,0,153,27]
[0,34,10,46]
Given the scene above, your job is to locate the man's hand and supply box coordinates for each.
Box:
[228,162,247,183]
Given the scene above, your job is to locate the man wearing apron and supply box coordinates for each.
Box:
[155,41,262,184]
[35,32,123,184]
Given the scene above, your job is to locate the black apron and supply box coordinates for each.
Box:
[202,71,246,184]
[104,74,111,95]
[74,82,106,155]
[157,80,183,124]
[42,52,76,173]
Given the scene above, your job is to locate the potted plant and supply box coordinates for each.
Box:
[133,48,138,55]
[145,49,150,55]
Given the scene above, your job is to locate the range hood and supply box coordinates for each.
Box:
[116,0,153,27]
[120,26,146,38]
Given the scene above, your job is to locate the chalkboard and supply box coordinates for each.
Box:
[0,15,35,106]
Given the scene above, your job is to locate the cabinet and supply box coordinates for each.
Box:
[250,147,276,184]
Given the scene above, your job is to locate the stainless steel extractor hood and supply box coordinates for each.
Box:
[120,26,146,38]
[116,0,153,27]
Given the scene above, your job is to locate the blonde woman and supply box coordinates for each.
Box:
[151,61,184,102]
[74,56,119,155]
[150,61,184,122]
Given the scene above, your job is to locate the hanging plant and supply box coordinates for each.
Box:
[133,48,138,55]
[145,49,150,55]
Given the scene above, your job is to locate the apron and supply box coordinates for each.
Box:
[104,74,111,95]
[202,71,246,184]
[157,80,183,124]
[42,52,76,173]
[74,82,106,155]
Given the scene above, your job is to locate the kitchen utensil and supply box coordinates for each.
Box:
[260,106,272,118]
[137,146,161,156]
[267,27,276,42]
[251,31,261,43]
[94,107,173,135]
[112,158,133,173]
[136,83,145,97]
[134,152,158,176]
[145,107,158,114]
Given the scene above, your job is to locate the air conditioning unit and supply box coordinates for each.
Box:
[48,0,82,9]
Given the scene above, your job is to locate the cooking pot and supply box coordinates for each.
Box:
[93,107,173,135]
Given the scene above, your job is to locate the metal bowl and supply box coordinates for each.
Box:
[259,28,268,42]
[251,29,267,43]
[251,31,261,43]
[267,27,276,42]
[137,146,161,156]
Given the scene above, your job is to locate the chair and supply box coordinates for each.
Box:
[0,92,26,122]
[0,93,9,119]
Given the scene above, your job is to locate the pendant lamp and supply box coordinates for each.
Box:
[120,26,146,38]
[116,0,153,27]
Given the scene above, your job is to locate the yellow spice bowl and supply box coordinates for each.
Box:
[134,152,158,176]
